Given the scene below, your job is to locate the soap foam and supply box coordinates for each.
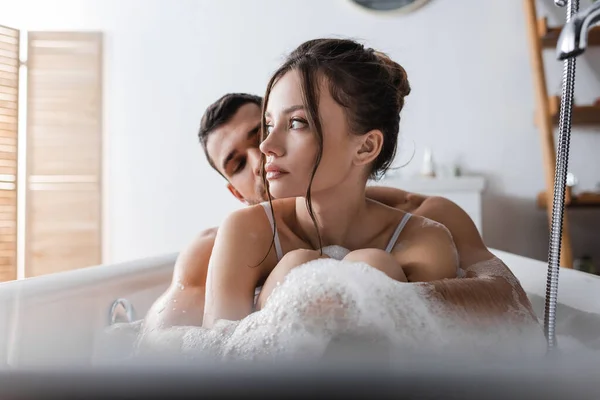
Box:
[123,257,561,365]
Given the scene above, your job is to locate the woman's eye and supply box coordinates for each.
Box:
[265,124,274,135]
[290,119,306,129]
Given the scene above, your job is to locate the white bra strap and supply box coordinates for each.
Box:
[260,202,283,261]
[385,213,412,253]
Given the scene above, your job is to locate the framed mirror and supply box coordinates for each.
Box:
[350,0,431,13]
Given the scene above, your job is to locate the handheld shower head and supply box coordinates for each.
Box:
[556,0,600,59]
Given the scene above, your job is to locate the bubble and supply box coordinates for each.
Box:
[122,257,591,365]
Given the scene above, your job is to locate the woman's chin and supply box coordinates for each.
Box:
[269,189,295,199]
[267,183,301,200]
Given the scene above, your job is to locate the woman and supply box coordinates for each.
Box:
[202,38,461,328]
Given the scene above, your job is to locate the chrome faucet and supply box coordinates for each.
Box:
[556,0,600,59]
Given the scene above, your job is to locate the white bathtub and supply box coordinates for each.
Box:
[0,249,598,368]
[0,253,175,368]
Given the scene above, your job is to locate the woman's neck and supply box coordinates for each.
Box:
[294,180,369,250]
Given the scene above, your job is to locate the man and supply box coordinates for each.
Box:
[143,93,535,331]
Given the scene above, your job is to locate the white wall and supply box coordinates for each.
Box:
[2,0,599,265]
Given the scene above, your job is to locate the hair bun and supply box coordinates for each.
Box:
[371,50,411,111]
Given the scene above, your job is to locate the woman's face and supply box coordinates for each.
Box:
[260,69,360,199]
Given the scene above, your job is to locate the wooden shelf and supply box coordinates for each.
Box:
[537,191,600,209]
[525,0,600,268]
[538,17,600,48]
[549,96,600,126]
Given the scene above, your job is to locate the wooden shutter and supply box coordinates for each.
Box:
[0,25,19,282]
[25,32,102,277]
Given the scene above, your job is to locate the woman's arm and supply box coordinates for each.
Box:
[393,222,459,282]
[202,206,275,328]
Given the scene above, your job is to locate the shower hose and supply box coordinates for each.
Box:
[544,0,579,353]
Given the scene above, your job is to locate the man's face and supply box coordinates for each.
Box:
[205,103,267,205]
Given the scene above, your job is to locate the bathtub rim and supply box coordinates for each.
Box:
[491,249,600,316]
[0,248,596,315]
[0,252,178,301]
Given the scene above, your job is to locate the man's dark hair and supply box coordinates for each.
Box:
[198,93,263,173]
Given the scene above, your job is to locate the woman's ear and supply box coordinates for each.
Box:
[354,129,384,166]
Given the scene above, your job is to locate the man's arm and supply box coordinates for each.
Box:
[143,227,217,331]
[419,258,538,322]
[412,197,536,319]
[371,188,534,318]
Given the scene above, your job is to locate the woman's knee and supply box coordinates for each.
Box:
[256,249,324,310]
[343,248,407,282]
[270,249,324,286]
[343,248,389,264]
[279,248,324,269]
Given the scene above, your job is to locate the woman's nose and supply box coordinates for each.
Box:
[259,128,284,158]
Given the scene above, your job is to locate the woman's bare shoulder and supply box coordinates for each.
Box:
[400,213,454,243]
[217,203,286,251]
[391,214,459,282]
[406,212,450,229]
[413,196,493,266]
[221,204,268,229]
[216,199,296,256]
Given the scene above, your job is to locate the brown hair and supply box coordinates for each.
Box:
[261,38,411,257]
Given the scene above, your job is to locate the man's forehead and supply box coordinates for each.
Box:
[205,104,261,168]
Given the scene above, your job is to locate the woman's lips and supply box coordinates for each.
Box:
[265,164,288,180]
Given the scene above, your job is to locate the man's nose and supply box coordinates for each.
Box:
[248,148,262,177]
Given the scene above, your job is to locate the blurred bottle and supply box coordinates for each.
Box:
[421,147,435,178]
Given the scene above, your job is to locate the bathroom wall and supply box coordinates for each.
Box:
[1,0,599,265]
